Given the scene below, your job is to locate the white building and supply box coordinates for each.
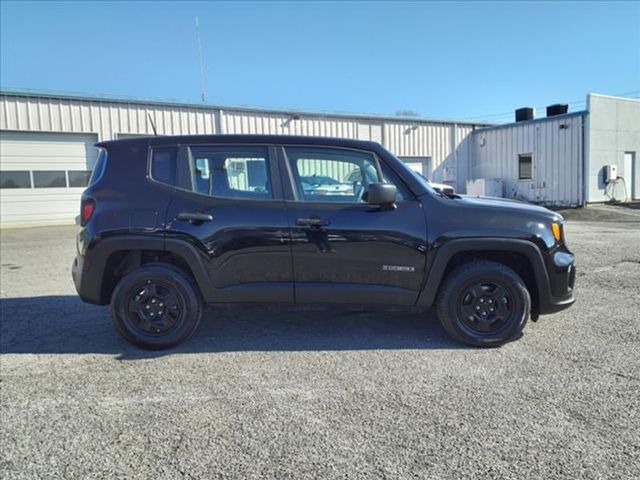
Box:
[0,90,638,226]
[471,94,640,206]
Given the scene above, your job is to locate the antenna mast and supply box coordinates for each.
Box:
[195,16,207,103]
[147,113,158,136]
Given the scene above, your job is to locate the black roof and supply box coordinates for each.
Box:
[96,134,381,150]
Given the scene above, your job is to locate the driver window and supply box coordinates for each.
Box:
[285,146,387,203]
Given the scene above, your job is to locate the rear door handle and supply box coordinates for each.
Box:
[296,217,330,227]
[177,212,214,223]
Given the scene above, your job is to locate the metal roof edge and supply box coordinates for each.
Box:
[471,110,588,133]
[587,92,640,103]
[0,87,492,127]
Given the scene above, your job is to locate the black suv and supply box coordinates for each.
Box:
[72,135,575,349]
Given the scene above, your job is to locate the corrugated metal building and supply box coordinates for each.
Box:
[0,90,485,226]
[469,94,639,207]
[1,90,638,226]
[471,112,586,206]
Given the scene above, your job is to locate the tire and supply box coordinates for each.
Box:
[110,264,203,350]
[436,260,530,347]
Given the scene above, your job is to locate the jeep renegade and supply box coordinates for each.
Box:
[72,135,576,349]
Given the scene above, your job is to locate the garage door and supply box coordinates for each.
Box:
[0,131,99,226]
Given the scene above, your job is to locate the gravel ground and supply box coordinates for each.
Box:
[1,218,639,479]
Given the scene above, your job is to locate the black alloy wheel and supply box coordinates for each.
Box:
[111,264,203,350]
[125,280,185,336]
[436,260,530,347]
[457,280,514,336]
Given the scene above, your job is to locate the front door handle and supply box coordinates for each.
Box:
[177,212,214,223]
[296,216,330,227]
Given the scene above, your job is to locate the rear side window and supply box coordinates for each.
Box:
[188,146,272,200]
[151,147,177,186]
[88,149,108,187]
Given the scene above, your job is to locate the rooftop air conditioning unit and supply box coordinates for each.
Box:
[546,104,568,117]
[515,108,534,122]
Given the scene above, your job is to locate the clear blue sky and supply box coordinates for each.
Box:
[1,1,639,122]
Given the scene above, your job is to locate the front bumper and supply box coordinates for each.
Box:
[539,249,576,314]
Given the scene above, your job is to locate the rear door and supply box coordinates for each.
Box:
[162,143,293,303]
[279,145,428,305]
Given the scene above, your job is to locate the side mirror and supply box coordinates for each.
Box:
[367,183,397,206]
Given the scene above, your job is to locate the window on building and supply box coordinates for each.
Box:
[68,170,92,187]
[518,154,532,180]
[0,171,32,188]
[33,171,67,188]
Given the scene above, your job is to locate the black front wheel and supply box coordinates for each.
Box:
[436,261,531,347]
[111,264,203,350]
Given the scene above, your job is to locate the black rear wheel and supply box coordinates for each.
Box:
[111,264,203,350]
[125,280,185,336]
[436,261,530,347]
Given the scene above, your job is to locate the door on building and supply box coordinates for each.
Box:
[0,131,98,225]
[399,157,432,180]
[624,152,638,200]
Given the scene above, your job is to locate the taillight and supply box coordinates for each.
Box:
[81,198,95,225]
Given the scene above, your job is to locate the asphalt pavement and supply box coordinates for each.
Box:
[1,217,639,479]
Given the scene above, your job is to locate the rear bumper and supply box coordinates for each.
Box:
[72,255,103,305]
[73,225,106,305]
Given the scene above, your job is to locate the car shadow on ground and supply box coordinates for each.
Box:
[0,296,466,358]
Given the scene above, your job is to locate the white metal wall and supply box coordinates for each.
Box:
[9,91,635,216]
[0,93,482,193]
[586,94,640,202]
[0,131,98,225]
[0,95,217,140]
[471,113,585,206]
[220,110,360,139]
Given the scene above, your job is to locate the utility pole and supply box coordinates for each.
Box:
[195,16,207,103]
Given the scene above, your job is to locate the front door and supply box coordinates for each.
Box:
[280,145,428,305]
[163,144,293,303]
[624,151,638,200]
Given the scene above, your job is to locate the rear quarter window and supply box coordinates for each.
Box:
[88,149,108,187]
[150,147,177,186]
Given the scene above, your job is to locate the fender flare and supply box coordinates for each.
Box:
[417,237,552,308]
[83,234,212,304]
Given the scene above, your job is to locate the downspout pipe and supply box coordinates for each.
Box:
[581,112,587,207]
